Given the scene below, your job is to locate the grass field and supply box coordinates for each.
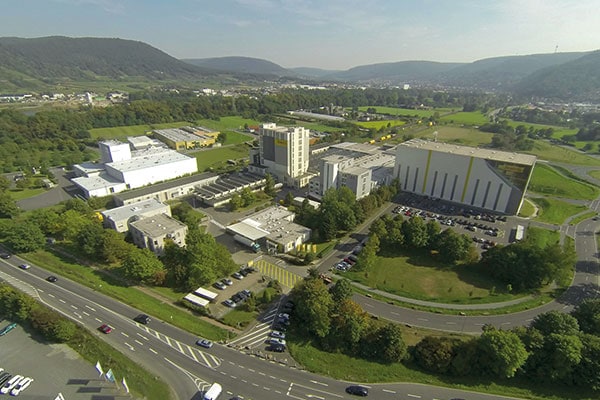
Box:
[413,126,493,147]
[439,111,489,126]
[587,169,600,180]
[355,120,406,129]
[193,144,250,171]
[528,163,600,200]
[525,141,600,166]
[526,226,560,247]
[220,131,254,145]
[356,106,456,118]
[8,187,47,200]
[343,250,515,304]
[569,211,597,225]
[530,197,589,225]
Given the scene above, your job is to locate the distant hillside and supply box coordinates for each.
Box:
[326,61,463,82]
[515,50,600,100]
[183,56,293,76]
[439,52,588,90]
[0,36,211,89]
[290,67,340,78]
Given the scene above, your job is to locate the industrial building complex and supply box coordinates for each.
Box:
[393,139,536,215]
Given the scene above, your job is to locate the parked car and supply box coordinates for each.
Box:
[46,276,58,283]
[98,324,113,334]
[196,338,213,348]
[268,343,286,352]
[133,314,151,324]
[0,372,11,387]
[0,375,23,394]
[232,272,244,280]
[223,299,236,308]
[213,281,227,290]
[0,322,17,336]
[239,268,249,277]
[18,264,31,270]
[221,278,233,286]
[268,338,286,346]
[346,385,369,396]
[270,330,286,339]
[10,376,33,396]
[278,313,290,320]
[0,253,10,259]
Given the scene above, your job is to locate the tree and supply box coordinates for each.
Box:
[329,299,370,351]
[433,229,473,264]
[572,298,600,335]
[284,191,294,206]
[414,336,459,374]
[330,279,353,303]
[5,220,46,252]
[0,191,20,218]
[229,193,243,211]
[402,216,429,248]
[264,173,276,197]
[355,234,379,271]
[531,310,580,336]
[121,248,165,285]
[377,323,409,363]
[77,221,105,258]
[0,176,10,192]
[292,277,334,338]
[573,334,600,390]
[476,328,528,378]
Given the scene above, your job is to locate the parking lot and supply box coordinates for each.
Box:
[0,322,121,400]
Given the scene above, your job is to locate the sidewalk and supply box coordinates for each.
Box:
[347,280,534,310]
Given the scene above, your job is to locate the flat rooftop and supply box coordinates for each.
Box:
[129,213,186,237]
[101,198,169,222]
[109,147,195,173]
[399,139,537,165]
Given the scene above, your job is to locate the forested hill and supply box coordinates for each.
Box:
[515,50,600,100]
[0,36,210,83]
[183,56,293,77]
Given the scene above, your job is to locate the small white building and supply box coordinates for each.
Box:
[129,213,188,255]
[101,198,171,233]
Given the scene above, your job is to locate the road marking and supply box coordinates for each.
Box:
[446,322,457,325]
[383,389,396,393]
[248,369,255,373]
[137,332,149,341]
[73,312,82,319]
[58,299,66,303]
[149,348,157,354]
[407,394,422,398]
[85,305,95,311]
[124,342,135,351]
[48,293,55,298]
[82,311,90,316]
[70,305,78,309]
[363,303,374,308]
[306,395,324,399]
[121,332,129,337]
[310,380,328,387]
[95,318,102,323]
[390,311,399,316]
[259,372,266,376]
[417,318,429,321]
[135,339,144,346]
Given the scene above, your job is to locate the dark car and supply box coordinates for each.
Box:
[46,276,58,283]
[268,343,286,352]
[0,253,10,259]
[0,372,11,386]
[134,314,151,324]
[346,385,369,396]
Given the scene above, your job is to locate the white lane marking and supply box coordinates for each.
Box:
[259,372,266,376]
[124,342,135,351]
[363,303,374,308]
[137,332,149,341]
[95,318,102,323]
[83,311,90,316]
[135,339,144,346]
[408,394,422,398]
[85,305,95,311]
[70,305,78,309]
[48,293,55,298]
[73,312,82,319]
[310,380,328,387]
[417,318,429,321]
[390,311,400,316]
[383,388,396,393]
[446,322,457,325]
[149,348,157,354]
[58,299,66,303]
[121,332,129,338]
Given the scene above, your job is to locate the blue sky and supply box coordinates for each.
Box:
[2,0,599,70]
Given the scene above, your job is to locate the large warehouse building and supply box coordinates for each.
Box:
[394,139,536,215]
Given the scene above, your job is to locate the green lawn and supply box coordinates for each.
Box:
[526,226,560,247]
[569,211,598,225]
[587,169,600,180]
[194,116,260,131]
[343,251,515,304]
[528,163,600,200]
[439,111,489,125]
[8,187,47,200]
[221,131,254,145]
[519,198,537,218]
[531,197,589,225]
[193,144,250,171]
[525,141,600,166]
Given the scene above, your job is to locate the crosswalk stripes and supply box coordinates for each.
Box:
[138,325,221,369]
[256,260,303,289]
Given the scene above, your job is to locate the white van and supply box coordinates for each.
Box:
[203,382,222,400]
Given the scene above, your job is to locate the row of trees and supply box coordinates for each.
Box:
[291,273,408,363]
[295,184,398,242]
[414,304,600,391]
[0,196,237,291]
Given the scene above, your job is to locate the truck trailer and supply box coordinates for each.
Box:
[233,234,261,253]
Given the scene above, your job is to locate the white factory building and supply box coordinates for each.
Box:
[72,139,198,198]
[393,139,536,215]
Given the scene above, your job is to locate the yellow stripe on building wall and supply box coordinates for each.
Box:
[461,157,474,202]
[421,150,433,193]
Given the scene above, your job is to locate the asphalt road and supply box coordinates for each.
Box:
[0,255,526,400]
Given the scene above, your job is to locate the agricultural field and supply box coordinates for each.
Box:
[439,111,489,126]
[528,163,600,200]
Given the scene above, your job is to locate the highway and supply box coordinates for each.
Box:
[0,254,525,400]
